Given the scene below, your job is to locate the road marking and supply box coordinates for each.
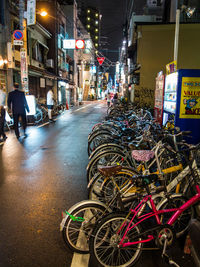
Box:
[72,104,93,113]
[37,103,93,128]
[37,122,50,128]
[71,253,89,267]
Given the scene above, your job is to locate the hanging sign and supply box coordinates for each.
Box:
[20,49,29,93]
[97,57,105,66]
[27,0,36,26]
[75,40,85,49]
[63,39,76,49]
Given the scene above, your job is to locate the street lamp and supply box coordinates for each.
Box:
[38,10,48,17]
[174,4,196,64]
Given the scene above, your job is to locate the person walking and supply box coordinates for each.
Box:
[7,83,29,139]
[47,89,54,122]
[112,93,118,106]
[0,85,7,141]
[106,92,111,107]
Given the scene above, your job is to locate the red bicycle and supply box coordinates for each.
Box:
[89,144,200,267]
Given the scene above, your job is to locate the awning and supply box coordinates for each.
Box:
[32,38,49,51]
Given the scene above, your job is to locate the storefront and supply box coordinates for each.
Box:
[58,80,69,107]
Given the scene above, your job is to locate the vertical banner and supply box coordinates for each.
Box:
[19,0,25,30]
[27,0,36,26]
[179,77,200,119]
[20,49,29,93]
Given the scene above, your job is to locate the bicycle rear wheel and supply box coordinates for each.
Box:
[157,194,195,237]
[89,212,143,267]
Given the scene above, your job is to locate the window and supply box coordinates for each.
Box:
[32,43,45,63]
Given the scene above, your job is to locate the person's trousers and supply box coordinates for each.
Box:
[13,113,27,137]
[0,108,6,138]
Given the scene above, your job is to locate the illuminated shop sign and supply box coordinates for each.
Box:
[63,39,85,49]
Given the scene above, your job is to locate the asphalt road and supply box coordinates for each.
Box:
[0,101,195,267]
[0,101,106,267]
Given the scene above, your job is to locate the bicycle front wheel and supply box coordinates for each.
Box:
[62,201,108,253]
[89,212,143,267]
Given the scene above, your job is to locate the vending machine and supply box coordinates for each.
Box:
[163,69,200,144]
[154,72,165,125]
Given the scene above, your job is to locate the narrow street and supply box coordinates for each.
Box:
[0,101,106,267]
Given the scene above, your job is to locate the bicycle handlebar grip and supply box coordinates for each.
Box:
[181,131,192,136]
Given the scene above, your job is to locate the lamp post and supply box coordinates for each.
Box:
[174,5,196,65]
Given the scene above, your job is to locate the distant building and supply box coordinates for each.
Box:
[78,4,100,51]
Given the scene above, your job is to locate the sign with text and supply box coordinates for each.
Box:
[97,57,105,66]
[63,39,75,49]
[63,39,86,49]
[20,49,29,93]
[180,77,200,118]
[27,0,36,26]
[14,40,23,46]
[166,61,177,75]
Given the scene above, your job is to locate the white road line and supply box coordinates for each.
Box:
[71,252,89,267]
[37,104,93,128]
[72,104,93,113]
[37,122,50,128]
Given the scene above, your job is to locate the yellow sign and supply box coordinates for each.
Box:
[166,61,177,75]
[179,77,200,119]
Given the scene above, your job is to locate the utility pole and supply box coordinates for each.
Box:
[19,0,29,94]
[124,20,129,102]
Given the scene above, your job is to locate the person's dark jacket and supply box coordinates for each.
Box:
[8,90,29,114]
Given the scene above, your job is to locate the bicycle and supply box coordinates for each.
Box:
[89,144,200,267]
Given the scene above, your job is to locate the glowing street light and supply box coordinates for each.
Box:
[39,10,48,17]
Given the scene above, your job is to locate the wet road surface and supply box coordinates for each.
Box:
[0,101,195,267]
[0,101,105,267]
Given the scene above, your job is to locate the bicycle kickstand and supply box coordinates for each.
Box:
[161,236,181,267]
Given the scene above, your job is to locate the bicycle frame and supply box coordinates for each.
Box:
[118,184,200,248]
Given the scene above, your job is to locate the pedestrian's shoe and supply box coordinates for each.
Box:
[3,136,7,141]
[24,133,28,138]
[16,135,20,139]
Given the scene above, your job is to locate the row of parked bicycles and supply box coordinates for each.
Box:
[5,99,65,129]
[60,102,200,267]
[33,100,65,124]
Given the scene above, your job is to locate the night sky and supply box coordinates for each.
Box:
[78,0,130,76]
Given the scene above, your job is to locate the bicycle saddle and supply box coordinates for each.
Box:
[132,150,155,162]
[98,165,122,177]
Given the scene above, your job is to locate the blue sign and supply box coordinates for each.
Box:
[13,30,23,40]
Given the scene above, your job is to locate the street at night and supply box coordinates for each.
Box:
[1,0,200,266]
[0,101,105,267]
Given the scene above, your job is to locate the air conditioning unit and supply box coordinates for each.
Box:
[46,59,54,68]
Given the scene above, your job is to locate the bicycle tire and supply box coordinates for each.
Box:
[89,143,125,160]
[157,194,195,238]
[87,150,132,182]
[88,131,115,156]
[88,168,139,206]
[89,212,143,267]
[62,201,109,254]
